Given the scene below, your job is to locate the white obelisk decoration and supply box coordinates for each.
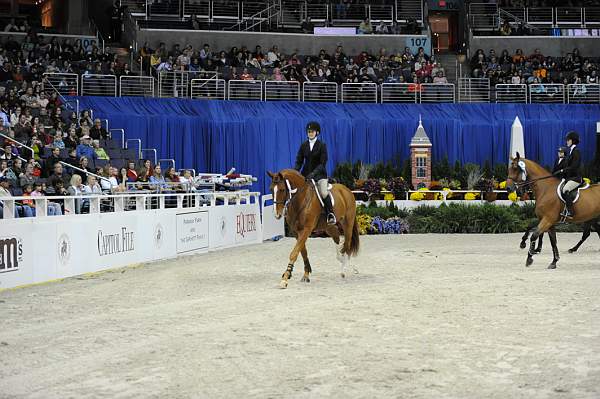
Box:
[509,116,525,163]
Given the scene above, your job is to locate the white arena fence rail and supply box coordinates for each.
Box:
[420,83,456,103]
[190,78,226,100]
[381,83,417,103]
[567,84,600,104]
[495,84,528,103]
[81,74,117,97]
[227,79,263,101]
[341,83,378,103]
[302,81,338,102]
[43,72,79,96]
[0,191,269,290]
[264,81,300,101]
[529,83,565,103]
[119,76,156,97]
[458,78,491,103]
[158,71,190,98]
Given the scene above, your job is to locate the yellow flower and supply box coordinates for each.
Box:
[584,177,591,185]
[356,214,372,235]
[418,187,429,191]
[464,192,477,201]
[410,192,425,201]
[499,181,507,189]
[508,191,519,202]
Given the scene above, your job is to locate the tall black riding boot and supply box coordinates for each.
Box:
[323,195,337,225]
[563,192,574,217]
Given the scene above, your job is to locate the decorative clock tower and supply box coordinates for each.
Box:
[410,116,432,189]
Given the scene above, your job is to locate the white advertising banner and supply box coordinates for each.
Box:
[261,195,285,241]
[176,211,209,254]
[0,201,262,290]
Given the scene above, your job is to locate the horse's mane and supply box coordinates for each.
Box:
[524,158,553,177]
[280,168,303,179]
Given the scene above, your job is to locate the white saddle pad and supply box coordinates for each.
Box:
[557,179,590,204]
[311,180,335,207]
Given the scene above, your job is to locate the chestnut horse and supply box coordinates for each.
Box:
[267,169,360,288]
[507,154,600,268]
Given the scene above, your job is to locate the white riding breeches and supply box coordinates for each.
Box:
[563,180,580,193]
[317,179,329,199]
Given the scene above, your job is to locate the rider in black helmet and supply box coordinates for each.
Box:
[553,131,582,217]
[294,121,336,225]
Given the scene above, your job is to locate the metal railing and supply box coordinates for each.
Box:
[81,74,117,97]
[420,83,456,103]
[495,84,527,103]
[190,78,226,100]
[43,73,79,97]
[182,0,210,18]
[302,81,338,102]
[380,83,417,103]
[567,84,600,104]
[529,83,564,103]
[158,70,190,98]
[119,76,155,97]
[341,83,378,103]
[227,79,263,100]
[458,78,490,103]
[469,3,499,30]
[264,81,300,101]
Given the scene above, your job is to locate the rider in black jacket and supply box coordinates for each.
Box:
[295,121,336,224]
[553,131,583,217]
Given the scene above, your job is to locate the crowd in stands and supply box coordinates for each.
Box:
[470,47,600,88]
[143,41,445,86]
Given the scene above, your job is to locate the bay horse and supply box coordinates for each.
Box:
[507,154,600,268]
[520,218,600,254]
[267,169,360,288]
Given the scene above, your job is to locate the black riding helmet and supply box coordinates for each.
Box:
[306,121,320,135]
[566,130,580,145]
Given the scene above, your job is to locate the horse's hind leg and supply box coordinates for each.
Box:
[535,233,544,254]
[569,223,591,253]
[526,219,553,267]
[300,246,311,283]
[326,225,347,278]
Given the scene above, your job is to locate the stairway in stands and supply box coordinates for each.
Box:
[433,51,460,83]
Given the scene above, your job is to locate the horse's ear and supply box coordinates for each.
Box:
[278,172,284,180]
[267,171,275,179]
[515,152,521,160]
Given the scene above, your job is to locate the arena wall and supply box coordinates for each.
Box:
[137,29,432,57]
[470,36,600,57]
[0,194,273,290]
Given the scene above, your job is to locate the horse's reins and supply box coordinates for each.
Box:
[273,179,298,215]
[514,174,555,189]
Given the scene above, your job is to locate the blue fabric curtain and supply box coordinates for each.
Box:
[76,97,600,194]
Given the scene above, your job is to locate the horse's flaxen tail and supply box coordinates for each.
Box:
[343,218,360,257]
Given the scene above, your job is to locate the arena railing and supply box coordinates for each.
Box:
[567,84,600,104]
[227,79,263,100]
[158,70,190,98]
[0,191,260,220]
[468,3,499,30]
[556,7,583,26]
[380,83,417,103]
[43,72,79,97]
[264,81,300,101]
[119,76,156,97]
[526,7,553,25]
[182,0,210,18]
[302,81,338,102]
[529,84,565,103]
[190,78,227,100]
[81,74,118,97]
[369,4,394,23]
[495,84,528,103]
[420,83,456,103]
[341,83,378,103]
[458,78,490,103]
[331,3,368,23]
[585,7,600,25]
[211,0,242,20]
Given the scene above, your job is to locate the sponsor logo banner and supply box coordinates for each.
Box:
[0,236,23,273]
[176,211,209,253]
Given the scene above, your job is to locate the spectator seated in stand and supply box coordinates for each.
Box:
[90,118,109,140]
[93,140,110,161]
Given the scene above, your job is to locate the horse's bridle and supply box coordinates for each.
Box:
[513,161,555,189]
[272,179,297,216]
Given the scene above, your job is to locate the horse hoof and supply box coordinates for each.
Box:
[520,241,527,249]
[279,280,288,289]
[340,273,346,279]
[300,276,310,283]
[353,268,359,274]
[534,249,542,254]
[525,257,534,267]
[568,248,576,253]
[548,263,557,269]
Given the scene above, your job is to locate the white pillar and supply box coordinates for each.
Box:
[509,116,525,163]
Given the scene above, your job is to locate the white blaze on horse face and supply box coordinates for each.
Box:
[273,184,282,219]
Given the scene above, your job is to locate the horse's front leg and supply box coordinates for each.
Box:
[300,246,312,283]
[547,228,560,269]
[280,228,311,289]
[526,219,553,267]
